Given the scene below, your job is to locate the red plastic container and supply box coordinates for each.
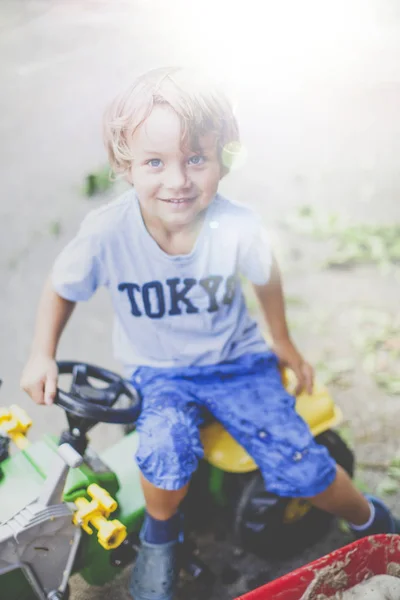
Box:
[236,534,400,599]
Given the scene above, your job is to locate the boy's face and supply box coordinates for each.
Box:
[129,105,222,229]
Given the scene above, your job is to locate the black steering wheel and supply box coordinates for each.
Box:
[56,361,141,424]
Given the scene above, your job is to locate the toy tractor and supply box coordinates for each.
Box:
[0,361,354,599]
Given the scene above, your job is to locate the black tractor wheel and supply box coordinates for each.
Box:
[0,434,10,480]
[0,433,10,463]
[234,429,354,558]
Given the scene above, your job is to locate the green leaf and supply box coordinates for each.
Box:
[338,519,351,535]
[83,166,114,197]
[387,466,400,481]
[298,204,313,217]
[389,453,400,468]
[375,374,400,395]
[376,477,400,496]
[48,220,61,237]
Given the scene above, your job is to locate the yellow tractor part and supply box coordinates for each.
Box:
[73,483,127,550]
[0,404,32,450]
[201,368,342,473]
[283,498,313,524]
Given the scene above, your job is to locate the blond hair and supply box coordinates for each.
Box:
[103,67,239,177]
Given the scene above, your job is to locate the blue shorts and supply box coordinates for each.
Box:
[132,352,336,497]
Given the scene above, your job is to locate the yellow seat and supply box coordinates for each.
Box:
[200,369,342,473]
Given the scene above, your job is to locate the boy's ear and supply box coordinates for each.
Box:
[125,169,133,186]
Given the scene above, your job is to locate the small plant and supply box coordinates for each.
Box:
[315,358,355,389]
[371,453,400,497]
[286,205,342,239]
[326,224,400,269]
[83,166,114,197]
[353,309,400,396]
[287,206,400,269]
[48,220,61,237]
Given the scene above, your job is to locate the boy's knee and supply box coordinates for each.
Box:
[136,402,204,490]
[259,444,337,498]
[293,452,337,498]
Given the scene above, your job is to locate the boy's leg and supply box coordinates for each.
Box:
[130,477,188,600]
[203,352,400,539]
[139,474,188,546]
[129,379,205,600]
[308,465,370,524]
[308,464,400,536]
[140,473,189,520]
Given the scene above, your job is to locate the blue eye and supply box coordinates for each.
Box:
[147,159,162,168]
[188,155,205,166]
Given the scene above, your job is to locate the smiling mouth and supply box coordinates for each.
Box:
[160,197,196,204]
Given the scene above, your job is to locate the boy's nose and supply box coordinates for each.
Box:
[164,165,190,191]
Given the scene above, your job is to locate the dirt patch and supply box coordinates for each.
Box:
[329,575,400,599]
[299,551,354,600]
[299,537,400,600]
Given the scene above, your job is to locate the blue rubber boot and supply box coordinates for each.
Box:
[130,537,179,600]
[350,495,400,538]
[130,514,181,600]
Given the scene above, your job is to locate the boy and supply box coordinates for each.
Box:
[21,67,399,600]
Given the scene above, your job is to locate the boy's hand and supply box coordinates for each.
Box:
[273,339,314,395]
[20,355,59,406]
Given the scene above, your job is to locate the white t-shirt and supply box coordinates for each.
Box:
[52,190,271,375]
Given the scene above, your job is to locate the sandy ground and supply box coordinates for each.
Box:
[1,1,400,598]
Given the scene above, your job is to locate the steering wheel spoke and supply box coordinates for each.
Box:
[103,381,125,406]
[71,364,90,388]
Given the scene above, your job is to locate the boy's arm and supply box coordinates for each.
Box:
[20,275,76,405]
[253,255,314,394]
